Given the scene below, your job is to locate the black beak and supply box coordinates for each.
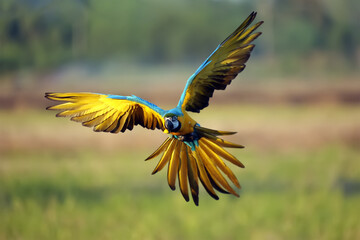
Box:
[165,119,174,131]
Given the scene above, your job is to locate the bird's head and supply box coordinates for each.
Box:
[164,113,181,133]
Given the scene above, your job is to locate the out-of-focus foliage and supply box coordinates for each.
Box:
[0,0,359,75]
[1,105,360,239]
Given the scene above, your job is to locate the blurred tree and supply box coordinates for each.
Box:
[0,0,358,83]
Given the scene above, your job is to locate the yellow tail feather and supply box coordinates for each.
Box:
[147,130,244,205]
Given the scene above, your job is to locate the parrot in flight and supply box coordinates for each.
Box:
[46,12,263,205]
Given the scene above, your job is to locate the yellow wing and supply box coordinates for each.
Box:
[45,92,165,133]
[178,12,263,113]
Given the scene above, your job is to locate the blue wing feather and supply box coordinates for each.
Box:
[177,12,262,113]
[177,47,218,109]
[107,94,166,116]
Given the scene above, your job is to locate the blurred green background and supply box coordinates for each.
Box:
[1,0,359,239]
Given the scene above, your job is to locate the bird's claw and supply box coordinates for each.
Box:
[177,131,200,142]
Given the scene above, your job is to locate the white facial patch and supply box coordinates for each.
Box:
[165,116,180,130]
[171,117,179,129]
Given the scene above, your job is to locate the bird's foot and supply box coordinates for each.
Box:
[177,131,200,142]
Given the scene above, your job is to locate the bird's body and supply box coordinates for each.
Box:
[46,12,263,205]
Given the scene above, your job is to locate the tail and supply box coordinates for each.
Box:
[146,125,244,206]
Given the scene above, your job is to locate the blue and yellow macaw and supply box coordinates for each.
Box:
[46,12,263,205]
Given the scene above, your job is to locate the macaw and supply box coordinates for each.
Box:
[46,12,263,205]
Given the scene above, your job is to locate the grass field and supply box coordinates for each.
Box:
[1,104,360,240]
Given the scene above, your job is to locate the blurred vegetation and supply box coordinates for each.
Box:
[1,105,360,239]
[1,146,360,240]
[0,0,359,80]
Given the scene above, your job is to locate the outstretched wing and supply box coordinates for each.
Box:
[178,12,263,113]
[46,92,166,133]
